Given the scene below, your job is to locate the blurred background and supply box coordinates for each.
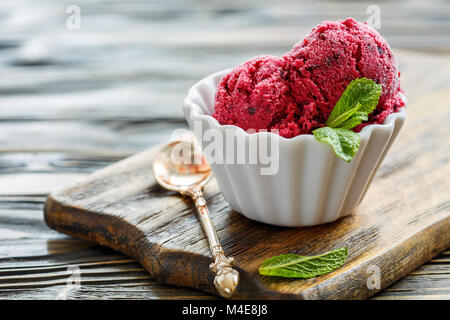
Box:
[0,0,449,163]
[0,0,449,299]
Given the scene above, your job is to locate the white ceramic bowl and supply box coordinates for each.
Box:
[183,69,406,227]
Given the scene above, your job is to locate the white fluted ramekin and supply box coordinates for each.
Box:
[183,69,406,227]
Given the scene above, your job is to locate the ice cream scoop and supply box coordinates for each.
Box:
[213,55,296,133]
[212,18,405,138]
[286,17,403,133]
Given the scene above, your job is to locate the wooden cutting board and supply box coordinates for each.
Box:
[44,93,450,299]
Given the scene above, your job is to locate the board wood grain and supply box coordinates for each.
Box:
[43,81,450,298]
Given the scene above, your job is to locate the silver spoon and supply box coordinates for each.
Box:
[152,135,239,298]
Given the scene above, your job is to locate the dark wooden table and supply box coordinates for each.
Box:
[0,0,449,299]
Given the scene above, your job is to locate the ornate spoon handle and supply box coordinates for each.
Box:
[190,189,239,298]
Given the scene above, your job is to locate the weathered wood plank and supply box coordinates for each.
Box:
[0,193,448,299]
[0,284,216,300]
[0,121,186,155]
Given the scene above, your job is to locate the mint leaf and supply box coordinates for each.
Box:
[334,128,360,159]
[313,78,381,162]
[313,127,360,162]
[326,78,381,128]
[258,247,348,279]
[326,102,361,128]
[338,111,368,130]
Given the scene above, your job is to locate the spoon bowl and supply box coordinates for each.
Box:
[152,135,239,298]
[153,138,212,193]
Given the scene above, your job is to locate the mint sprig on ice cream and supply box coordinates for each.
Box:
[313,78,382,162]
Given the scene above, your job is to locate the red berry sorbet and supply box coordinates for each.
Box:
[212,18,405,138]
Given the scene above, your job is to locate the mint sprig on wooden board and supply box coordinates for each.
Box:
[258,247,348,279]
[313,78,382,162]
